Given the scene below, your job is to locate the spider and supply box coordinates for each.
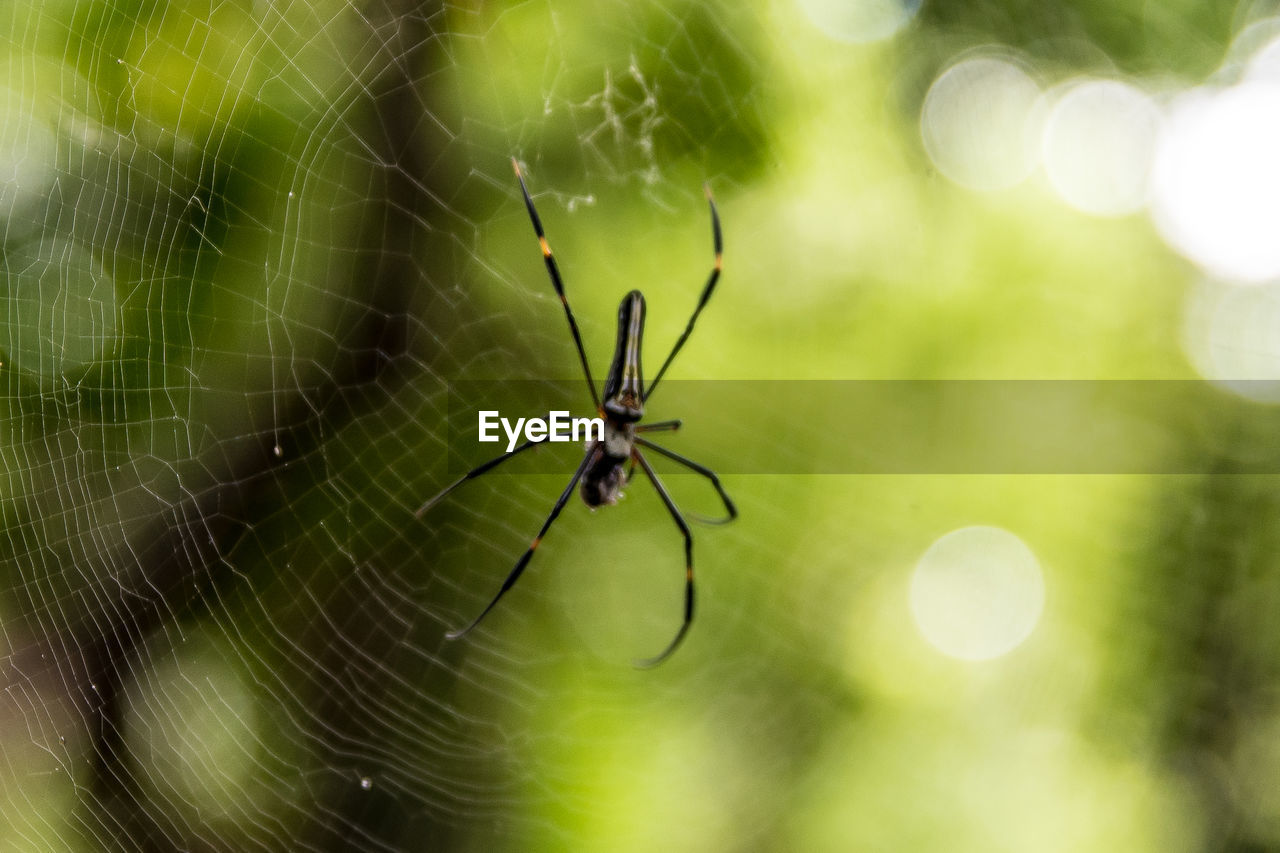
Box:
[417,159,736,667]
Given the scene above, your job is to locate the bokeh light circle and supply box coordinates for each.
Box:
[122,639,260,824]
[1042,79,1160,217]
[921,56,1045,191]
[797,0,922,44]
[910,526,1045,661]
[1150,83,1280,284]
[1183,278,1280,403]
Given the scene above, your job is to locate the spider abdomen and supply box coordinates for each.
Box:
[580,421,633,507]
[580,451,625,507]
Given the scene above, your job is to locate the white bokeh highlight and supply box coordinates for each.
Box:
[1183,278,1280,403]
[921,56,1045,192]
[910,526,1045,661]
[1150,83,1280,284]
[797,0,922,44]
[1245,27,1280,81]
[1042,79,1160,217]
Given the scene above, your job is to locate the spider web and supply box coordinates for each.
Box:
[2,0,1278,850]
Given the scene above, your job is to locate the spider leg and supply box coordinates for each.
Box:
[635,436,736,525]
[643,186,722,402]
[632,449,695,668]
[634,419,682,433]
[625,426,680,485]
[445,446,600,642]
[414,439,545,518]
[512,158,601,411]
